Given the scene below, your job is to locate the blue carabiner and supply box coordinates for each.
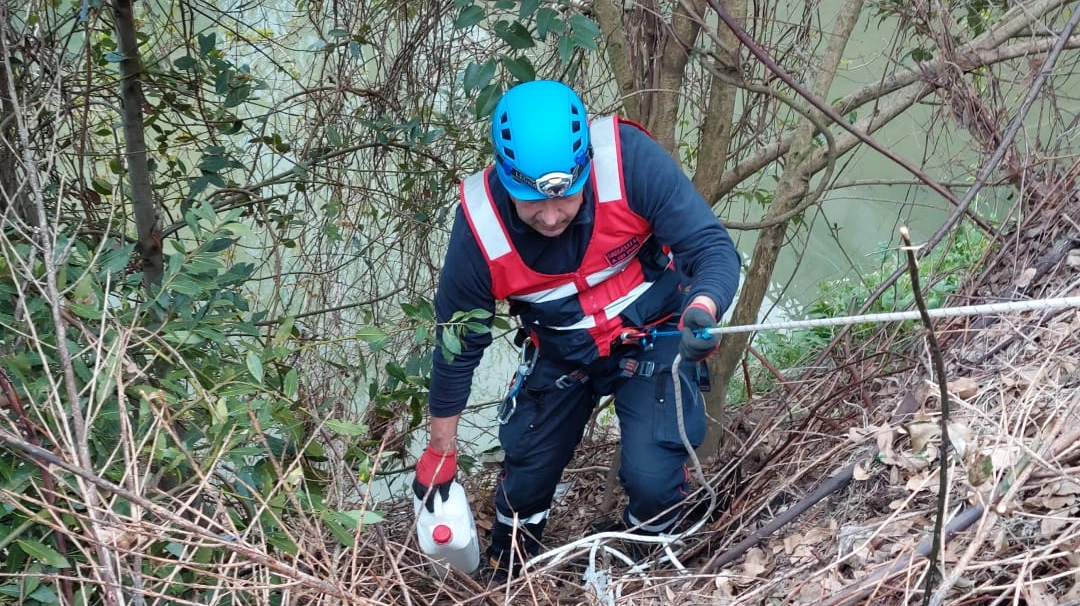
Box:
[498,341,538,425]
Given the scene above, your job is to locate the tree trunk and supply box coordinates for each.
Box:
[692,0,743,204]
[112,0,163,286]
[0,27,35,227]
[699,0,867,458]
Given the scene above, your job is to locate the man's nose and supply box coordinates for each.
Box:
[537,204,560,225]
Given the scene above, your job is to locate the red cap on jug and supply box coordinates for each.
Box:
[432,524,452,545]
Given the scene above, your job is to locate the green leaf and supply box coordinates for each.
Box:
[568,14,601,50]
[274,316,296,346]
[441,330,462,356]
[246,351,264,383]
[320,513,357,547]
[327,509,384,529]
[16,539,70,568]
[90,177,113,195]
[454,5,485,29]
[557,35,575,64]
[324,419,368,436]
[68,302,102,320]
[355,326,388,343]
[326,124,342,146]
[284,368,298,399]
[494,20,535,50]
[536,8,564,39]
[173,55,198,70]
[518,0,540,19]
[386,362,408,383]
[199,154,228,172]
[198,32,217,57]
[28,584,59,603]
[223,84,252,108]
[474,83,503,119]
[500,56,536,82]
[462,60,496,94]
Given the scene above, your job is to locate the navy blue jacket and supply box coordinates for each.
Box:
[429,122,741,418]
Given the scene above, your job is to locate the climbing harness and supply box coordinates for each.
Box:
[497,340,538,425]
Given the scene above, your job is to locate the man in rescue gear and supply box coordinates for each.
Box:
[412,80,741,579]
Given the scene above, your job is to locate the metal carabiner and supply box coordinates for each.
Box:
[498,340,538,425]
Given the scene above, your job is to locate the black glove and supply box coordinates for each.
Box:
[413,477,453,513]
[678,302,719,362]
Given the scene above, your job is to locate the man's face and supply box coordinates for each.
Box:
[511,192,585,237]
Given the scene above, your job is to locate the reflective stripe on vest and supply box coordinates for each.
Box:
[460,116,668,356]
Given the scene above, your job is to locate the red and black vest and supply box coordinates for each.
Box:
[460,116,676,366]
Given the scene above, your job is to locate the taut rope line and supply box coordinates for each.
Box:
[694,296,1080,336]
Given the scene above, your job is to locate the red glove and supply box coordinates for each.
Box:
[415,444,457,487]
[413,444,457,511]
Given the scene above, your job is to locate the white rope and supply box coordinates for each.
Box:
[705,296,1080,335]
[532,353,716,601]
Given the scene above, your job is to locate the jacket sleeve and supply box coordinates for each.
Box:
[619,123,741,315]
[427,204,496,418]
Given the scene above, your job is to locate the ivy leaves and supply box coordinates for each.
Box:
[452,0,601,118]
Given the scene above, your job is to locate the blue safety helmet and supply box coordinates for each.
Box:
[490,80,593,201]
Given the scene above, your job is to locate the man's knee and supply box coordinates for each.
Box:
[619,462,689,532]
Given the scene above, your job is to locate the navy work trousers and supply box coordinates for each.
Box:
[488,324,707,564]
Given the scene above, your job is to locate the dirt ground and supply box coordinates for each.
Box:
[367,204,1080,605]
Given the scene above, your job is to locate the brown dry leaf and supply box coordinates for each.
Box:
[711,575,736,600]
[1032,495,1077,510]
[948,377,979,399]
[946,421,971,459]
[848,425,878,443]
[902,420,939,454]
[796,580,828,603]
[1018,367,1043,386]
[1062,552,1080,601]
[803,526,833,544]
[876,425,896,459]
[915,382,936,407]
[905,468,941,495]
[969,444,1023,486]
[1015,267,1037,288]
[1022,581,1057,606]
[782,532,804,556]
[1051,479,1080,496]
[968,452,994,487]
[1041,513,1071,537]
[837,524,874,564]
[991,527,1008,554]
[738,547,768,579]
[853,463,870,481]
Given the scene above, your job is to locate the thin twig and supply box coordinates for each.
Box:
[899,225,954,606]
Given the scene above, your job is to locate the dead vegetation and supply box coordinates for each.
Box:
[2,196,1075,606]
[357,191,1080,605]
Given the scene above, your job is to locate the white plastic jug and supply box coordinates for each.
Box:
[413,481,480,576]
